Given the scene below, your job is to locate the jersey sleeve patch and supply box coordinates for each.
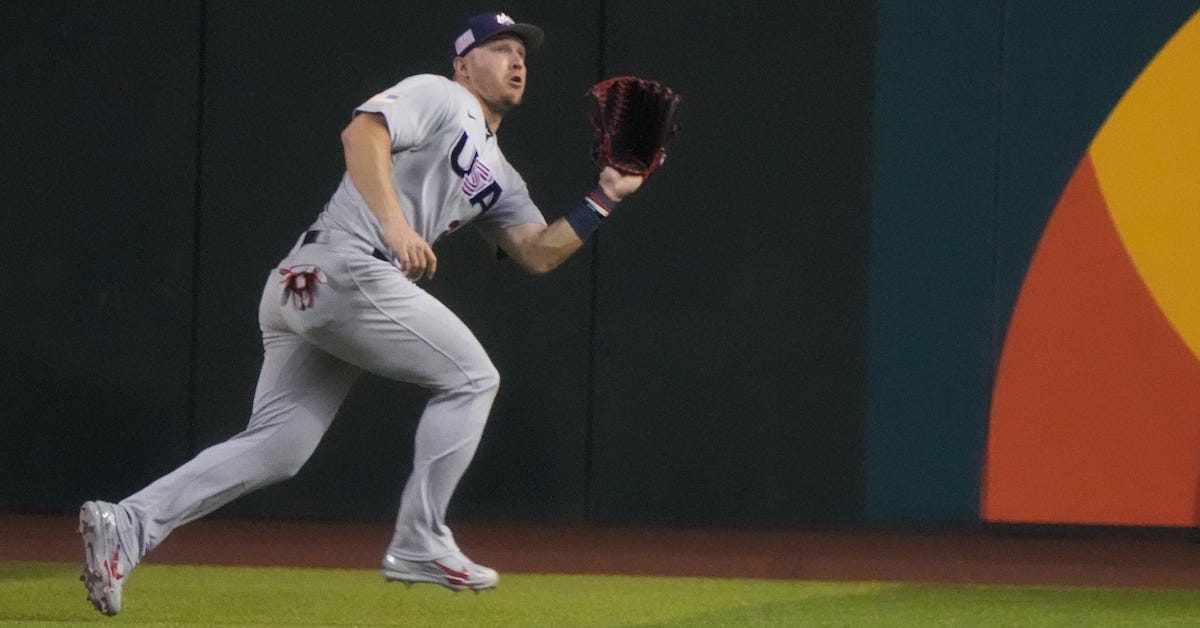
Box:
[366,93,401,105]
[356,75,456,150]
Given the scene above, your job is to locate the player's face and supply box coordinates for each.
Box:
[461,35,527,116]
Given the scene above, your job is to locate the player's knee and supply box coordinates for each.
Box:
[258,451,308,484]
[244,425,322,485]
[430,351,499,397]
[469,361,500,396]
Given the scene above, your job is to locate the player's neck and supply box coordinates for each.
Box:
[482,108,503,134]
[474,97,505,134]
[455,77,505,133]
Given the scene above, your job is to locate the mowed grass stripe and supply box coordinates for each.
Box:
[2,562,1198,627]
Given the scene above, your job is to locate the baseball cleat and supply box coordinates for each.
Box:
[78,501,137,615]
[381,553,499,592]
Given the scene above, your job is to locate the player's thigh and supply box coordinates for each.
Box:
[248,332,361,440]
[254,266,362,427]
[287,250,496,391]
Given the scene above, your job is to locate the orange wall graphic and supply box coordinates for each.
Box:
[984,10,1200,526]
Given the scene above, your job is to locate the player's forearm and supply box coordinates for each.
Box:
[508,220,585,274]
[341,114,412,232]
[502,181,633,274]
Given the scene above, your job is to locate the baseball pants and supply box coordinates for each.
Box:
[121,229,499,562]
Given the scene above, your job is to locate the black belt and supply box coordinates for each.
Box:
[302,230,390,262]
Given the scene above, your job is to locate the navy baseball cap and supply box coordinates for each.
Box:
[453,12,544,57]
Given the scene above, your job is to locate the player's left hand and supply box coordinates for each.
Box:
[598,166,644,202]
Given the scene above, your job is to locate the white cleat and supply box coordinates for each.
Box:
[381,553,499,592]
[78,501,137,616]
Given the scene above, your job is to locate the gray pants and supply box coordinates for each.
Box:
[121,231,499,561]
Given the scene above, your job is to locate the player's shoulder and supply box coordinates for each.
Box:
[389,74,473,107]
[392,74,464,96]
[395,73,452,89]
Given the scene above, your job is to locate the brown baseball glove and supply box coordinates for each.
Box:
[587,76,682,177]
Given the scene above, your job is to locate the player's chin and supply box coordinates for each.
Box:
[492,93,522,115]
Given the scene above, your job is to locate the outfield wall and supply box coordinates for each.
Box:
[2,1,1196,529]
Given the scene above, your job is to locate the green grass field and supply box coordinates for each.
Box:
[3,561,1198,627]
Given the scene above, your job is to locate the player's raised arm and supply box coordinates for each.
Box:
[341,112,438,280]
[496,76,680,275]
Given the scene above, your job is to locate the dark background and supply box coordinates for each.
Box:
[3,1,1195,529]
[0,0,872,526]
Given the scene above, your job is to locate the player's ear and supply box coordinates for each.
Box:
[452,55,468,78]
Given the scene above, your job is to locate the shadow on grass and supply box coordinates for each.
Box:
[610,583,1200,628]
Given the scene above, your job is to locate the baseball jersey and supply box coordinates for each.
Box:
[313,73,546,253]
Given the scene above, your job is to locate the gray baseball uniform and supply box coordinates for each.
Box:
[120,73,546,563]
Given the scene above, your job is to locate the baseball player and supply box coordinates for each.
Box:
[78,11,645,615]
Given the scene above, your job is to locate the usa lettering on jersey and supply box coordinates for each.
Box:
[448,131,502,212]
